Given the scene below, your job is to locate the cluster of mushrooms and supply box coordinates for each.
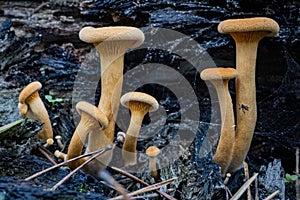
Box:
[18,17,280,183]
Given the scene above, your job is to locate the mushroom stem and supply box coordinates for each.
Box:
[200,68,237,174]
[211,78,236,174]
[218,17,280,171]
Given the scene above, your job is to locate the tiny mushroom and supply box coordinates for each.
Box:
[120,92,159,166]
[57,101,109,174]
[200,67,237,175]
[146,146,161,180]
[55,135,64,149]
[218,17,279,172]
[18,81,53,146]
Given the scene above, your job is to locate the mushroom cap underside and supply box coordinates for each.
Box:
[218,17,279,37]
[79,26,145,48]
[200,67,237,80]
[76,101,109,129]
[19,81,42,103]
[120,92,159,112]
[146,146,161,157]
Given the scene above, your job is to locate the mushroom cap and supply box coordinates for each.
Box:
[19,81,42,103]
[120,92,159,112]
[200,68,237,81]
[146,146,161,157]
[218,17,279,37]
[76,101,109,129]
[79,26,145,48]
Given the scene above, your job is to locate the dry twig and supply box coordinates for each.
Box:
[25,145,112,181]
[110,166,177,200]
[230,173,258,200]
[263,190,279,200]
[51,145,112,190]
[109,177,178,200]
[38,147,57,165]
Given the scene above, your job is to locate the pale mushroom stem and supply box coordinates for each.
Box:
[211,79,235,175]
[26,93,53,142]
[123,107,149,166]
[66,115,90,170]
[94,42,126,143]
[84,44,125,171]
[149,156,159,180]
[228,31,268,171]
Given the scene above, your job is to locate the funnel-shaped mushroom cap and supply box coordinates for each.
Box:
[218,17,279,37]
[201,68,237,81]
[79,26,145,48]
[120,92,159,112]
[19,81,42,104]
[146,146,161,157]
[76,101,109,129]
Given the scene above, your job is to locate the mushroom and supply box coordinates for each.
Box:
[218,17,279,171]
[79,26,145,143]
[200,67,237,175]
[120,92,159,166]
[55,135,64,149]
[146,146,161,180]
[18,81,53,146]
[62,101,109,172]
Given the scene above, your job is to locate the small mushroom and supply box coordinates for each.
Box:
[55,135,64,149]
[218,17,279,171]
[18,81,53,146]
[200,67,237,175]
[120,92,159,166]
[79,26,145,143]
[63,101,109,171]
[146,146,161,180]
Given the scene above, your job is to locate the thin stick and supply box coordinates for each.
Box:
[296,147,300,200]
[263,190,279,200]
[110,166,177,200]
[25,145,112,181]
[230,173,258,200]
[38,147,57,165]
[243,162,251,200]
[110,177,178,200]
[255,175,259,200]
[51,145,112,190]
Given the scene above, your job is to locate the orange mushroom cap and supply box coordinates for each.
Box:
[218,17,279,37]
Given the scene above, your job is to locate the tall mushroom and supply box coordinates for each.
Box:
[120,92,159,166]
[79,26,145,143]
[58,101,108,173]
[18,81,53,146]
[218,17,279,171]
[200,67,237,175]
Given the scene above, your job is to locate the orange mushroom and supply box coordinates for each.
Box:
[218,17,279,171]
[120,92,159,166]
[201,67,237,175]
[146,146,161,180]
[79,26,145,143]
[18,81,53,146]
[55,101,108,174]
